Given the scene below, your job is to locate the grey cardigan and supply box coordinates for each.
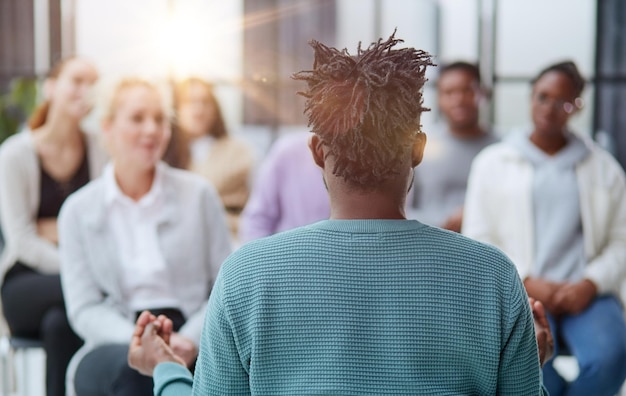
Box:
[0,130,108,281]
[59,164,232,390]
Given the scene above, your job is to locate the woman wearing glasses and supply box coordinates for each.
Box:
[463,61,626,396]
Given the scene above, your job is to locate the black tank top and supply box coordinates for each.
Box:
[37,153,90,219]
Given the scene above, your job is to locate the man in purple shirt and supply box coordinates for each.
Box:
[238,132,330,242]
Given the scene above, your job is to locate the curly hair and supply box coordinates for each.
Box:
[293,32,434,189]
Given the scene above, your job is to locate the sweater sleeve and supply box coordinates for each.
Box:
[583,154,626,294]
[154,363,193,396]
[0,138,59,273]
[178,183,232,344]
[238,143,283,242]
[58,197,135,344]
[192,271,251,395]
[497,269,546,395]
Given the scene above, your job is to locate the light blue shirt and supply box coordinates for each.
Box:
[507,129,590,282]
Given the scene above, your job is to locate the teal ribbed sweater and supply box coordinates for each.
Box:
[154,220,545,395]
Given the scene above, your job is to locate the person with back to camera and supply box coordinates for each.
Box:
[463,60,626,395]
[174,78,255,241]
[409,61,498,232]
[128,32,550,395]
[0,56,105,396]
[58,77,232,395]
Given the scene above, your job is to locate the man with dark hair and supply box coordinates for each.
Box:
[409,61,498,232]
[128,34,547,395]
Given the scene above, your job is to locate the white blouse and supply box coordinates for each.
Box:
[103,163,179,312]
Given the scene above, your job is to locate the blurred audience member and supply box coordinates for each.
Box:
[238,132,330,242]
[175,78,254,239]
[408,62,497,232]
[463,61,626,396]
[58,78,232,396]
[0,57,104,396]
[161,123,190,170]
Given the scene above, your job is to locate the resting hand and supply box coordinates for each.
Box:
[523,278,564,315]
[552,279,597,315]
[170,333,198,368]
[128,311,185,376]
[37,218,58,244]
[529,298,554,366]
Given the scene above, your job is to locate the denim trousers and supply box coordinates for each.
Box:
[542,295,626,396]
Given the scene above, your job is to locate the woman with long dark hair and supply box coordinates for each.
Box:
[0,57,105,396]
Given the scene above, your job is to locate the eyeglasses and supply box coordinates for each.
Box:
[532,93,584,114]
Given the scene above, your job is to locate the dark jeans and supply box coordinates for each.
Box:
[74,308,186,396]
[1,262,83,396]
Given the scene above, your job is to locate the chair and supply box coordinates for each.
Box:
[1,335,44,396]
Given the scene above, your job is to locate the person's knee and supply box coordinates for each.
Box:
[579,341,626,387]
[111,364,153,396]
[75,344,152,396]
[40,307,72,341]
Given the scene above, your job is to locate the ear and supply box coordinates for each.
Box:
[411,132,427,167]
[308,134,325,169]
[43,78,56,101]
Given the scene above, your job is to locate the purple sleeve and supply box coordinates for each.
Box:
[238,142,284,242]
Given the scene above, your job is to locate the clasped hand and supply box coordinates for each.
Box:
[524,278,597,316]
[128,311,197,376]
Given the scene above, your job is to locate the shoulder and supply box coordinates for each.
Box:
[579,138,626,186]
[468,142,517,178]
[62,178,105,212]
[216,136,255,162]
[219,136,253,152]
[474,140,516,161]
[162,164,220,200]
[582,136,623,169]
[482,130,501,146]
[228,223,518,281]
[435,228,523,296]
[58,178,106,228]
[0,131,35,164]
[220,226,314,272]
[427,225,518,270]
[267,132,309,159]
[164,164,211,187]
[471,128,532,168]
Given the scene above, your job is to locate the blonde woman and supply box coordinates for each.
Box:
[58,78,232,395]
[0,57,105,396]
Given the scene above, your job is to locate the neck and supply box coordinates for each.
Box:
[36,110,82,144]
[328,180,408,220]
[113,163,156,201]
[449,123,484,139]
[529,129,567,155]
